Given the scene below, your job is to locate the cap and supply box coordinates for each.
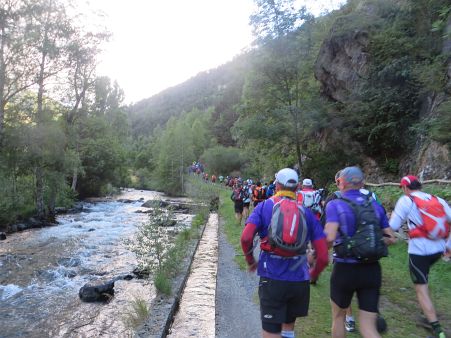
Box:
[339,166,364,184]
[399,175,419,187]
[302,178,313,186]
[274,168,299,188]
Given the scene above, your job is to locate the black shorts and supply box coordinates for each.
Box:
[258,277,310,332]
[234,201,244,213]
[409,253,442,284]
[330,262,381,313]
[243,202,250,208]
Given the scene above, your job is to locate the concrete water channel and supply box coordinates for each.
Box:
[167,214,218,337]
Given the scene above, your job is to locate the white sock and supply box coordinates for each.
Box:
[281,330,295,338]
[346,315,354,322]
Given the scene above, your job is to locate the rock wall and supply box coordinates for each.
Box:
[314,3,451,179]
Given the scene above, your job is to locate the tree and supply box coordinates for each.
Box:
[25,0,75,219]
[0,0,36,140]
[240,0,319,173]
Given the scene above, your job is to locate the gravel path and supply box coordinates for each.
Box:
[215,221,261,338]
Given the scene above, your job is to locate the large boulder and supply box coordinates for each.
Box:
[79,281,115,302]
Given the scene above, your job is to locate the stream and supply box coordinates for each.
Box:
[0,189,194,338]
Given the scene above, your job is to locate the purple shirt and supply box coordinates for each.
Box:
[246,197,325,282]
[325,189,389,263]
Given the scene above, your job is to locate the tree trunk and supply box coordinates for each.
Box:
[0,25,6,140]
[71,167,78,191]
[291,107,302,175]
[47,186,56,223]
[35,46,47,219]
[35,166,45,219]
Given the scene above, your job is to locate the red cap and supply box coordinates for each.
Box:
[399,175,419,187]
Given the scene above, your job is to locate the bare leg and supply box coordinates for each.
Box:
[331,300,347,338]
[346,306,353,317]
[414,284,438,322]
[262,322,295,338]
[358,310,380,338]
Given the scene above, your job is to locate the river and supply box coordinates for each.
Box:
[0,189,194,338]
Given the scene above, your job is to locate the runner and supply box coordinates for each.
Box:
[389,175,451,338]
[324,166,395,338]
[231,183,245,225]
[241,168,328,338]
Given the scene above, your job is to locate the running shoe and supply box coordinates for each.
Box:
[345,319,356,332]
[436,331,446,338]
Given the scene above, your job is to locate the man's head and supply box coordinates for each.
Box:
[337,166,364,191]
[399,175,422,193]
[302,178,313,188]
[274,168,299,191]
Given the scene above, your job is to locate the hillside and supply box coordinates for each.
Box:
[128,0,451,188]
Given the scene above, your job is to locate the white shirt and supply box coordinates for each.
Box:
[389,191,451,255]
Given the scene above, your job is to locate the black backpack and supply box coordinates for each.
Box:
[334,196,388,262]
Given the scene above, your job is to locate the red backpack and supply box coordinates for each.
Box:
[409,195,450,240]
[261,196,308,257]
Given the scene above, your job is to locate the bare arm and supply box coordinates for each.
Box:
[382,227,397,245]
[324,221,339,248]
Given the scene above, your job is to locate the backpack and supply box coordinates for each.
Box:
[262,196,309,257]
[254,187,265,200]
[409,195,450,240]
[334,196,387,262]
[302,190,322,214]
[232,188,243,202]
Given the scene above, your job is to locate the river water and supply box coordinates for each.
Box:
[0,189,194,338]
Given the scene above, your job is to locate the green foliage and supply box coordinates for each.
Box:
[146,109,217,195]
[154,271,171,295]
[76,116,129,197]
[343,58,421,157]
[122,297,150,329]
[200,146,245,176]
[428,99,451,149]
[302,146,359,187]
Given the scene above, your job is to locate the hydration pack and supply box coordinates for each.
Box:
[409,195,450,240]
[263,196,308,257]
[301,190,322,215]
[232,188,243,202]
[334,196,387,262]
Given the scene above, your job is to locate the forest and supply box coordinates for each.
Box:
[1,0,450,229]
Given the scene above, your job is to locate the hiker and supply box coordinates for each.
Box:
[231,183,245,225]
[297,178,323,220]
[242,180,252,221]
[252,181,266,207]
[324,166,395,338]
[389,175,451,338]
[241,168,328,338]
[321,169,386,333]
[266,180,275,198]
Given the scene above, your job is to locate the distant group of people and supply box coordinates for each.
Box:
[239,166,450,338]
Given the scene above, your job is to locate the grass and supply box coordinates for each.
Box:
[153,208,209,295]
[219,189,248,270]
[218,188,451,338]
[122,296,151,329]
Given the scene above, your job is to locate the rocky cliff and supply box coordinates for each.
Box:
[314,2,451,179]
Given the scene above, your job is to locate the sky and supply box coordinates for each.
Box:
[84,0,346,104]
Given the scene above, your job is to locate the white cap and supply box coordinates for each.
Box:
[302,178,313,186]
[274,168,298,188]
